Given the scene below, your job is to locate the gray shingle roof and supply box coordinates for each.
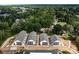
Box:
[50,35,60,43]
[27,31,37,41]
[15,30,27,42]
[39,33,48,41]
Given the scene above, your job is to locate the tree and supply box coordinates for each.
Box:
[0,30,3,41]
[11,23,22,34]
[40,19,52,28]
[0,30,12,46]
[24,21,41,32]
[34,8,54,28]
[53,24,63,35]
[0,22,9,30]
[63,24,74,33]
[32,23,41,32]
[76,36,79,50]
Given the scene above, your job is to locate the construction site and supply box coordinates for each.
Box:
[0,30,78,54]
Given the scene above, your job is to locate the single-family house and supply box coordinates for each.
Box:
[27,31,37,45]
[50,35,60,45]
[12,30,28,46]
[39,33,49,45]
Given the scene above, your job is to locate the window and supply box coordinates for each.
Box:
[16,42,22,45]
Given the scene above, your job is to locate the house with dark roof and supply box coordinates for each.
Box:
[50,35,60,45]
[12,30,28,46]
